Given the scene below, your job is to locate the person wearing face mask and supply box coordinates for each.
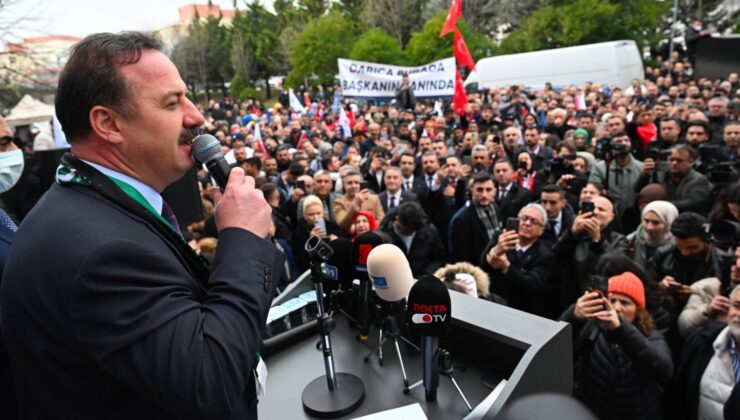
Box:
[0,114,22,418]
[685,20,710,66]
[626,200,679,270]
[560,272,673,420]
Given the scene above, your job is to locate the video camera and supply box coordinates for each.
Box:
[706,161,740,186]
[646,147,671,172]
[593,136,629,161]
[547,156,575,179]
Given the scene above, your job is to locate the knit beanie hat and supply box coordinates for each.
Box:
[608,272,645,308]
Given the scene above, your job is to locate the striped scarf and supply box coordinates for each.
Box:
[475,204,500,241]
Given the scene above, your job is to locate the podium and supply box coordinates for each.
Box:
[259,275,572,419]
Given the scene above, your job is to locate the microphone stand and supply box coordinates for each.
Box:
[363,300,419,387]
[301,237,365,418]
[405,346,472,412]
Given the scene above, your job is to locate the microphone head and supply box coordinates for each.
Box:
[407,274,451,337]
[325,238,354,289]
[366,244,413,302]
[191,134,223,164]
[352,232,386,280]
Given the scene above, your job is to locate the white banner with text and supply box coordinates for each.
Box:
[338,57,455,99]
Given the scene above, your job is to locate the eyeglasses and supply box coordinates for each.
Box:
[668,158,688,163]
[519,215,543,227]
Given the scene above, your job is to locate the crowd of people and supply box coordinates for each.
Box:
[185,57,740,418]
[0,33,738,417]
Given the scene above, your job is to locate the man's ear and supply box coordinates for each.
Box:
[89,105,124,144]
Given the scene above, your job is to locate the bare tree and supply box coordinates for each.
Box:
[360,0,427,47]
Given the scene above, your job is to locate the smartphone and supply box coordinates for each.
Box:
[493,136,501,144]
[581,201,595,215]
[296,180,306,191]
[359,181,369,190]
[314,218,327,237]
[517,160,528,170]
[589,275,609,296]
[506,217,519,232]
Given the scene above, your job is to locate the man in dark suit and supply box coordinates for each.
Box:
[449,172,502,264]
[378,166,417,213]
[399,152,427,200]
[1,32,284,419]
[520,126,552,171]
[379,202,446,276]
[428,155,467,253]
[538,184,575,247]
[482,203,557,318]
[492,158,532,221]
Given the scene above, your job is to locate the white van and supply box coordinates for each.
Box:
[464,40,644,91]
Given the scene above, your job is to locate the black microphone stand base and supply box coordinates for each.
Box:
[302,372,365,419]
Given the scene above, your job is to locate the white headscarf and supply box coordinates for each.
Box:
[641,200,679,247]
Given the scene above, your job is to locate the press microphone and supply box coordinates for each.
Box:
[191,134,232,191]
[406,274,451,401]
[352,232,386,338]
[366,244,414,302]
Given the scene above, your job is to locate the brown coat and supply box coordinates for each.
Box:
[332,193,385,232]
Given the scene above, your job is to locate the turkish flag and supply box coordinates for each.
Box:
[440,0,462,37]
[454,29,476,70]
[453,69,468,116]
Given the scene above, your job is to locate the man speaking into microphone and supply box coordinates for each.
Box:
[1,32,283,419]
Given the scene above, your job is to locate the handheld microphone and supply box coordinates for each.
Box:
[366,244,414,302]
[191,134,232,191]
[352,232,386,337]
[406,274,451,401]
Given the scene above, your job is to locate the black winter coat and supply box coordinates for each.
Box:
[561,308,674,420]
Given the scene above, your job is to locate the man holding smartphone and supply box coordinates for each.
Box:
[483,204,556,318]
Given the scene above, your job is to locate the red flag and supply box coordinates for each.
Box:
[440,0,462,37]
[453,69,468,116]
[453,29,476,70]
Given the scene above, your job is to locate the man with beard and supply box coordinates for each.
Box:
[649,212,727,318]
[449,172,502,264]
[471,144,491,174]
[671,284,740,420]
[1,32,283,418]
[520,126,552,171]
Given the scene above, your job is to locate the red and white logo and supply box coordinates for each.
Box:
[411,313,446,324]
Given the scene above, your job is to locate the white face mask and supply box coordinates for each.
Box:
[0,149,24,192]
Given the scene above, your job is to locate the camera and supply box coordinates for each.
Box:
[706,162,740,186]
[547,157,574,179]
[710,219,740,247]
[647,147,671,172]
[593,137,629,161]
[305,236,334,262]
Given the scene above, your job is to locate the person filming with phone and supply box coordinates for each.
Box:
[291,195,345,272]
[483,204,557,318]
[554,196,629,312]
[559,272,673,420]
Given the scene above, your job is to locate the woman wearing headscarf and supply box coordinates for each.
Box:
[572,128,593,153]
[351,210,378,240]
[626,200,679,270]
[620,183,667,235]
[560,272,673,420]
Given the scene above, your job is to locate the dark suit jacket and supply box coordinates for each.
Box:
[379,216,446,277]
[1,163,284,419]
[404,176,428,202]
[482,239,557,318]
[538,206,576,248]
[0,220,16,418]
[449,204,502,264]
[378,190,418,213]
[495,182,533,221]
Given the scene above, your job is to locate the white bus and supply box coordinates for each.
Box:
[464,40,644,91]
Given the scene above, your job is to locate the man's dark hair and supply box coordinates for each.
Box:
[523,126,540,135]
[396,202,427,231]
[684,119,711,137]
[56,32,163,142]
[276,144,292,153]
[671,143,698,160]
[660,116,681,127]
[670,212,708,240]
[541,184,565,198]
[245,157,261,170]
[472,172,493,185]
[493,158,513,169]
[288,162,305,177]
[399,152,415,161]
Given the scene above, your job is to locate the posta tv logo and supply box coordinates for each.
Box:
[410,303,447,324]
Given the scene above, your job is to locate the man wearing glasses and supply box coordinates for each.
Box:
[483,203,557,318]
[638,144,711,214]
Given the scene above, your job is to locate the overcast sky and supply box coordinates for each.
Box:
[3,0,272,43]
